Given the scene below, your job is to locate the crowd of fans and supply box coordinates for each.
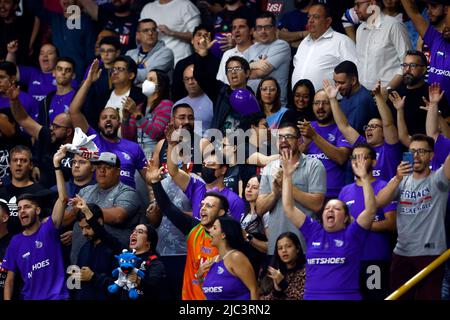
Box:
[0,0,449,301]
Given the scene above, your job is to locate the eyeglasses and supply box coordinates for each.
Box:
[183,76,196,83]
[255,24,274,31]
[278,134,298,141]
[261,86,277,93]
[132,228,147,235]
[354,1,371,8]
[363,124,382,131]
[226,66,244,73]
[50,123,71,129]
[140,28,157,34]
[201,202,216,209]
[313,100,330,106]
[409,148,432,156]
[99,48,116,54]
[400,63,425,69]
[111,67,127,73]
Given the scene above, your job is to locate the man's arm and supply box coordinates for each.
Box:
[69,59,101,133]
[444,154,450,180]
[7,83,42,139]
[374,83,399,144]
[78,0,99,21]
[425,83,445,141]
[390,91,411,147]
[3,271,15,300]
[371,210,396,232]
[0,114,15,138]
[400,0,429,38]
[53,146,69,229]
[299,121,351,165]
[291,189,325,214]
[101,207,129,225]
[323,80,360,145]
[376,160,411,207]
[165,126,191,192]
[255,166,282,215]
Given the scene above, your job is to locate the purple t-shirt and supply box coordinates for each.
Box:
[354,135,402,182]
[203,259,250,300]
[87,127,147,188]
[19,66,78,104]
[0,91,39,121]
[185,175,246,222]
[423,26,450,104]
[431,134,450,171]
[339,179,397,261]
[48,90,76,123]
[2,218,69,300]
[305,122,351,198]
[300,217,369,300]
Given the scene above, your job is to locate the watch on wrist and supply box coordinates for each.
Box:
[246,233,254,242]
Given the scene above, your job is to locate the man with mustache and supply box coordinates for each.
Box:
[401,0,450,104]
[388,50,449,135]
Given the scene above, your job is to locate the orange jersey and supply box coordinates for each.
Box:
[182,224,218,300]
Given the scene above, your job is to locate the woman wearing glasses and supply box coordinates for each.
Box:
[256,77,289,129]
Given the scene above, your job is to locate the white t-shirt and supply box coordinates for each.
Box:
[140,0,201,64]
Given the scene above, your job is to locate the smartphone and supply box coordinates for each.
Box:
[402,152,414,166]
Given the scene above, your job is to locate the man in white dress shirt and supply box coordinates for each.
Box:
[291,2,357,92]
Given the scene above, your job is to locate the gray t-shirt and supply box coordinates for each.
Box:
[70,182,143,264]
[393,167,450,256]
[260,154,326,254]
[244,39,291,105]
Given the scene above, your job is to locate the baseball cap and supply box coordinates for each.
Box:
[94,152,121,167]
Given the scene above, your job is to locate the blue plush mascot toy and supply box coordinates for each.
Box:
[108,249,145,299]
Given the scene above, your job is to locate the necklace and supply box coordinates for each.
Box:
[220,249,236,261]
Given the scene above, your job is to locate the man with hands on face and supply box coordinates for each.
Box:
[70,194,121,300]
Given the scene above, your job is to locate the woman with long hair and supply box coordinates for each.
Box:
[260,232,306,300]
[256,77,289,129]
[289,79,316,122]
[198,216,258,300]
[122,69,173,158]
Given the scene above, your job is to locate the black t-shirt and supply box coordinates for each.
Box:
[98,6,138,53]
[389,83,450,136]
[0,183,56,235]
[34,127,72,188]
[224,165,241,195]
[0,132,32,184]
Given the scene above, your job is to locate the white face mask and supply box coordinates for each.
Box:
[142,79,156,97]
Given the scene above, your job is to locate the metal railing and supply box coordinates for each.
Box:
[385,248,450,300]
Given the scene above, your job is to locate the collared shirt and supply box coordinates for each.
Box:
[356,13,412,89]
[292,27,357,91]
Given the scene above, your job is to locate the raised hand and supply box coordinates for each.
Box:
[143,159,163,184]
[86,59,101,83]
[396,161,412,179]
[197,32,217,56]
[388,91,405,110]
[218,33,233,51]
[322,79,339,99]
[70,194,91,219]
[351,153,369,180]
[298,120,316,140]
[428,83,444,105]
[6,40,19,54]
[281,149,299,177]
[165,122,182,146]
[122,96,137,119]
[6,82,20,101]
[53,145,68,167]
[372,80,383,97]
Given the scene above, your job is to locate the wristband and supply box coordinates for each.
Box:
[54,167,61,170]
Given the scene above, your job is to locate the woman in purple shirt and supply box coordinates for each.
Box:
[281,149,377,300]
[199,216,258,300]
